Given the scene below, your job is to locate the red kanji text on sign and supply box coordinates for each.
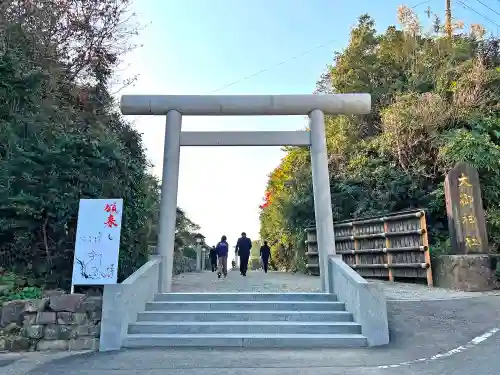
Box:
[104,203,118,213]
[104,214,118,228]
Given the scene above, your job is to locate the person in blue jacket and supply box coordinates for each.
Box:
[235,232,252,276]
[215,235,229,278]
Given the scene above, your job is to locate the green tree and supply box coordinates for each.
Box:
[260,6,500,270]
[0,0,205,289]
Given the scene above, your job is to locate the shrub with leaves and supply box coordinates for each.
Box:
[260,7,500,270]
[0,0,205,290]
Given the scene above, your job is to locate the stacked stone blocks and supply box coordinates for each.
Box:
[0,290,102,352]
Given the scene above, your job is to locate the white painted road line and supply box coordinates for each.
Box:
[376,327,500,369]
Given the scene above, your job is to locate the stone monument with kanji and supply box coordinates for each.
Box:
[434,162,493,291]
[444,162,488,254]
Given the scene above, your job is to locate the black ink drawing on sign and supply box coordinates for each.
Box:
[100,263,115,279]
[76,258,93,279]
[87,249,102,278]
[75,246,103,280]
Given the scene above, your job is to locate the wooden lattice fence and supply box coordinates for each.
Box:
[305,209,433,286]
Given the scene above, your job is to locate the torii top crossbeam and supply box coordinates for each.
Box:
[120,94,371,116]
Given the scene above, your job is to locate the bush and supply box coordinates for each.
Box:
[0,2,205,290]
[1,287,42,303]
[259,9,500,271]
[0,271,42,302]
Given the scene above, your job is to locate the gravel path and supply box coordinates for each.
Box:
[172,269,500,301]
[371,279,500,301]
[172,269,321,293]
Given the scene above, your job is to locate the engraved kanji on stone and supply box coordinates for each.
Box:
[444,162,488,254]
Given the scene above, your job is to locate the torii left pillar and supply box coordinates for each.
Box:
[157,110,182,293]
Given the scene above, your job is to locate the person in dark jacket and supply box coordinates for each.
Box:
[209,246,218,272]
[215,235,229,278]
[260,241,271,273]
[235,232,252,276]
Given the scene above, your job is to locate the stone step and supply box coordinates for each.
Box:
[128,321,362,335]
[137,310,354,322]
[154,292,336,302]
[145,301,345,312]
[123,333,368,348]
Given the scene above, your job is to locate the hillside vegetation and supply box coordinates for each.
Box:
[259,7,500,271]
[0,0,203,293]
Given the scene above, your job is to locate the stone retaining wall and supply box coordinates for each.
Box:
[0,255,196,352]
[0,291,102,352]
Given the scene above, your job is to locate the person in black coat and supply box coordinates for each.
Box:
[235,232,252,276]
[260,241,271,273]
[209,246,218,272]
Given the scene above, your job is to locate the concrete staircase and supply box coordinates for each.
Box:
[123,292,368,348]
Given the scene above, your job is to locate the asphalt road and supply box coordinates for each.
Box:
[0,358,17,368]
[2,271,500,375]
[1,296,498,375]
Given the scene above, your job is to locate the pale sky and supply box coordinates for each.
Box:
[117,0,496,247]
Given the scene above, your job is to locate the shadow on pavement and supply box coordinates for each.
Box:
[14,296,500,374]
[0,358,18,368]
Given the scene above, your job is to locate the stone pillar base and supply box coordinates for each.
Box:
[432,254,495,292]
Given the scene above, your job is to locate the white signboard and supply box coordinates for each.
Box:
[71,199,123,286]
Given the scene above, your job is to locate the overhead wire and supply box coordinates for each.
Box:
[410,0,500,32]
[207,38,338,94]
[130,38,339,123]
[152,0,499,97]
[411,0,435,8]
[473,0,500,18]
[456,0,500,29]
[129,0,500,125]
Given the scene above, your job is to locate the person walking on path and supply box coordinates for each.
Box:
[209,246,218,272]
[260,241,271,273]
[235,232,252,276]
[215,235,229,278]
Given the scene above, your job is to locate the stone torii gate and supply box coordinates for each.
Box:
[120,94,371,293]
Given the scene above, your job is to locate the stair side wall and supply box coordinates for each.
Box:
[328,256,389,346]
[99,259,161,351]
